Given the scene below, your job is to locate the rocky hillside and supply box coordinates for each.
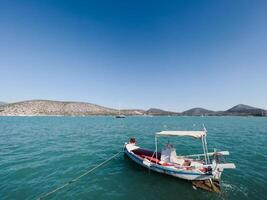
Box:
[0,100,179,116]
[181,104,266,116]
[0,100,118,116]
[121,109,145,115]
[0,100,266,116]
[182,108,214,116]
[224,104,266,116]
[146,108,180,116]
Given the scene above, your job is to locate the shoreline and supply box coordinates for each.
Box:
[1,100,266,117]
[0,115,266,117]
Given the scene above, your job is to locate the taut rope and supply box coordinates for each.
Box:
[37,149,123,200]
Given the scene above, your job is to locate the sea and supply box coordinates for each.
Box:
[0,116,266,200]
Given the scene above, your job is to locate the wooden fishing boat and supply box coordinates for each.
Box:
[124,128,235,188]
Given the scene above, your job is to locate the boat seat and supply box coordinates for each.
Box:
[171,157,185,165]
[161,145,191,166]
[190,160,204,168]
[132,148,161,159]
[141,155,161,164]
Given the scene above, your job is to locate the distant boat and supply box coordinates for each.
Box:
[115,106,126,118]
[115,114,126,118]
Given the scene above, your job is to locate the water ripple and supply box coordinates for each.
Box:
[0,116,266,200]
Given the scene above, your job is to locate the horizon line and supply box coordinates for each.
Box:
[1,99,266,112]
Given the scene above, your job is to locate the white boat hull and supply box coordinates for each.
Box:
[124,143,214,181]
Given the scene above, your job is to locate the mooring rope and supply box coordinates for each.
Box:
[37,149,124,200]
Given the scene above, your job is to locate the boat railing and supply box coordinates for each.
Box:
[181,151,229,158]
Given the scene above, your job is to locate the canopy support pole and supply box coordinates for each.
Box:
[155,136,158,161]
[202,124,210,164]
[204,135,210,163]
[202,136,208,164]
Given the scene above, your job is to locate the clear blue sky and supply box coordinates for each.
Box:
[0,0,266,111]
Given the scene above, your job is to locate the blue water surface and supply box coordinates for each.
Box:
[0,116,266,200]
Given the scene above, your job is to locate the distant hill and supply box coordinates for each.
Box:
[121,109,145,115]
[0,100,177,116]
[224,104,266,116]
[146,108,180,116]
[0,100,266,116]
[181,104,267,116]
[182,107,214,116]
[0,100,118,116]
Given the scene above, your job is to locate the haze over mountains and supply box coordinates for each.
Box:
[0,100,266,116]
[182,104,267,116]
[0,101,6,106]
[182,108,215,116]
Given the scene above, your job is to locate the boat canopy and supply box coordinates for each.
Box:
[156,131,206,139]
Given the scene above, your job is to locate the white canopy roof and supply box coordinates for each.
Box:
[156,131,206,139]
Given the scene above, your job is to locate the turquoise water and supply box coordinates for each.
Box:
[0,116,266,200]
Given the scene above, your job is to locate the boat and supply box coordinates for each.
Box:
[115,114,126,118]
[115,105,126,118]
[124,128,235,190]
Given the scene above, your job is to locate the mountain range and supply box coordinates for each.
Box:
[182,104,266,116]
[0,100,266,116]
[182,108,215,116]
